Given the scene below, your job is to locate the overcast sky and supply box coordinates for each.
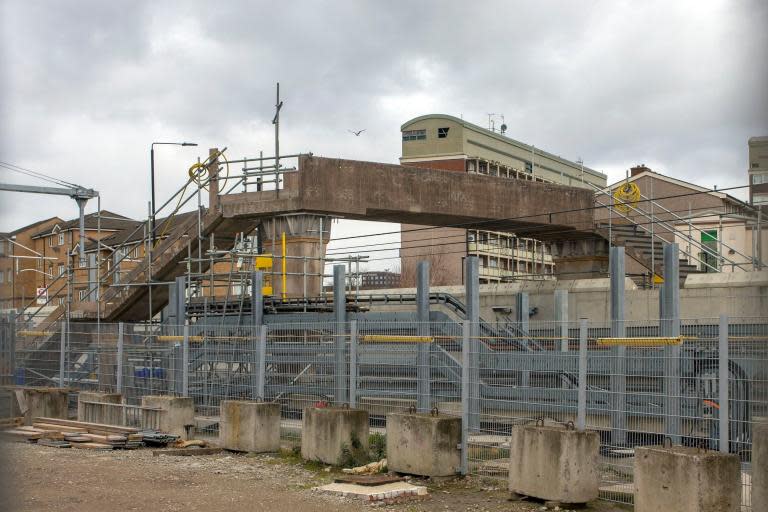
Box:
[1,1,766,270]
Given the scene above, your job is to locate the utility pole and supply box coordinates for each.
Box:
[272,82,283,197]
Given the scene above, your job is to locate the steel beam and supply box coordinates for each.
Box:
[416,260,431,412]
[333,265,347,405]
[609,246,627,445]
[465,256,480,431]
[661,243,681,443]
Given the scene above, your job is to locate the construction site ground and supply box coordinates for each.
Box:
[0,441,630,511]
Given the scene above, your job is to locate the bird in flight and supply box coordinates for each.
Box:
[348,129,366,136]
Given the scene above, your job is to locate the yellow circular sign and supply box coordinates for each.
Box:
[613,182,641,213]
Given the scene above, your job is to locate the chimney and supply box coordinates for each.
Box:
[630,164,651,177]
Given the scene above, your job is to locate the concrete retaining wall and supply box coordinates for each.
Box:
[2,386,68,425]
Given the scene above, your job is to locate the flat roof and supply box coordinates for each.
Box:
[401,113,607,180]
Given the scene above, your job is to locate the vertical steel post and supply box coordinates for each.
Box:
[251,271,264,326]
[465,256,480,431]
[116,322,124,393]
[256,325,266,400]
[416,260,431,412]
[577,318,588,432]
[174,276,186,327]
[555,289,569,352]
[182,323,190,397]
[9,314,15,386]
[718,314,729,453]
[609,246,627,445]
[517,292,531,387]
[349,320,358,409]
[333,265,347,405]
[59,320,66,388]
[661,243,681,443]
[460,320,470,475]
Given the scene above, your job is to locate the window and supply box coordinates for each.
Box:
[79,257,86,268]
[753,163,760,168]
[752,174,768,185]
[58,233,65,246]
[0,272,4,284]
[58,264,65,277]
[402,129,426,141]
[525,161,533,174]
[754,195,768,205]
[437,127,450,138]
[79,290,88,301]
[59,297,65,306]
[49,236,54,247]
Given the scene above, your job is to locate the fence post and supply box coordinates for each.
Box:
[116,322,124,394]
[465,256,480,431]
[460,320,470,476]
[9,314,16,386]
[609,246,627,445]
[517,292,531,388]
[350,320,358,408]
[416,260,431,412]
[577,318,588,432]
[718,314,729,453]
[182,323,190,397]
[256,325,267,400]
[333,265,347,405]
[661,243,681,444]
[59,320,66,388]
[555,290,569,352]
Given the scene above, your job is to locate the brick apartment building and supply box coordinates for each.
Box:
[398,114,607,286]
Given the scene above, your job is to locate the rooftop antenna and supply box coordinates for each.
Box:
[577,157,584,183]
[487,113,496,131]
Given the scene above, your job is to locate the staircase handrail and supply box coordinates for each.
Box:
[590,185,721,273]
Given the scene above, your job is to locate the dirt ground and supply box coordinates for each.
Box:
[0,441,630,512]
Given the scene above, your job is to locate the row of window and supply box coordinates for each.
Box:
[753,194,768,205]
[402,127,452,142]
[751,173,768,185]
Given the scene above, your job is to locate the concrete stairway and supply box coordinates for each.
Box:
[596,222,701,286]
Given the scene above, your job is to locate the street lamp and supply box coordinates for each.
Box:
[150,142,197,246]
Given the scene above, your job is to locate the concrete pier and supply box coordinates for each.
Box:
[508,425,599,504]
[634,446,741,512]
[77,391,122,425]
[386,412,461,477]
[753,418,768,512]
[219,400,281,453]
[140,395,195,439]
[301,406,369,465]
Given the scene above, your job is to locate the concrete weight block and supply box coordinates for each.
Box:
[386,412,461,477]
[301,406,369,465]
[219,400,281,453]
[508,424,599,504]
[634,445,740,512]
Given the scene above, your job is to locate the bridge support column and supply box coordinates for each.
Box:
[661,243,681,443]
[416,261,431,412]
[551,238,610,279]
[259,214,331,299]
[465,256,480,432]
[609,246,627,446]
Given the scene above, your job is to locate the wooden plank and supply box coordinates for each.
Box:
[34,417,139,434]
[33,423,88,433]
[152,447,222,457]
[71,442,113,450]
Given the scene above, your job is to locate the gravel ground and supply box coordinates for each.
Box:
[0,441,629,511]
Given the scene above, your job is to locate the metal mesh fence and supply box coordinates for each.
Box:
[5,315,766,510]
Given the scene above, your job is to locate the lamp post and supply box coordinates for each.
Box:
[150,142,197,247]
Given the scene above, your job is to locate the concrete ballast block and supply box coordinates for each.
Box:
[752,418,767,512]
[301,406,369,465]
[140,395,195,439]
[5,386,69,425]
[386,412,461,477]
[508,425,599,504]
[219,400,281,453]
[634,446,741,512]
[77,391,122,424]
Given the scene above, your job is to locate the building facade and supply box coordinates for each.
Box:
[749,136,768,208]
[399,114,607,285]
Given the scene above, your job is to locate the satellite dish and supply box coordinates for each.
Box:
[500,123,508,134]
